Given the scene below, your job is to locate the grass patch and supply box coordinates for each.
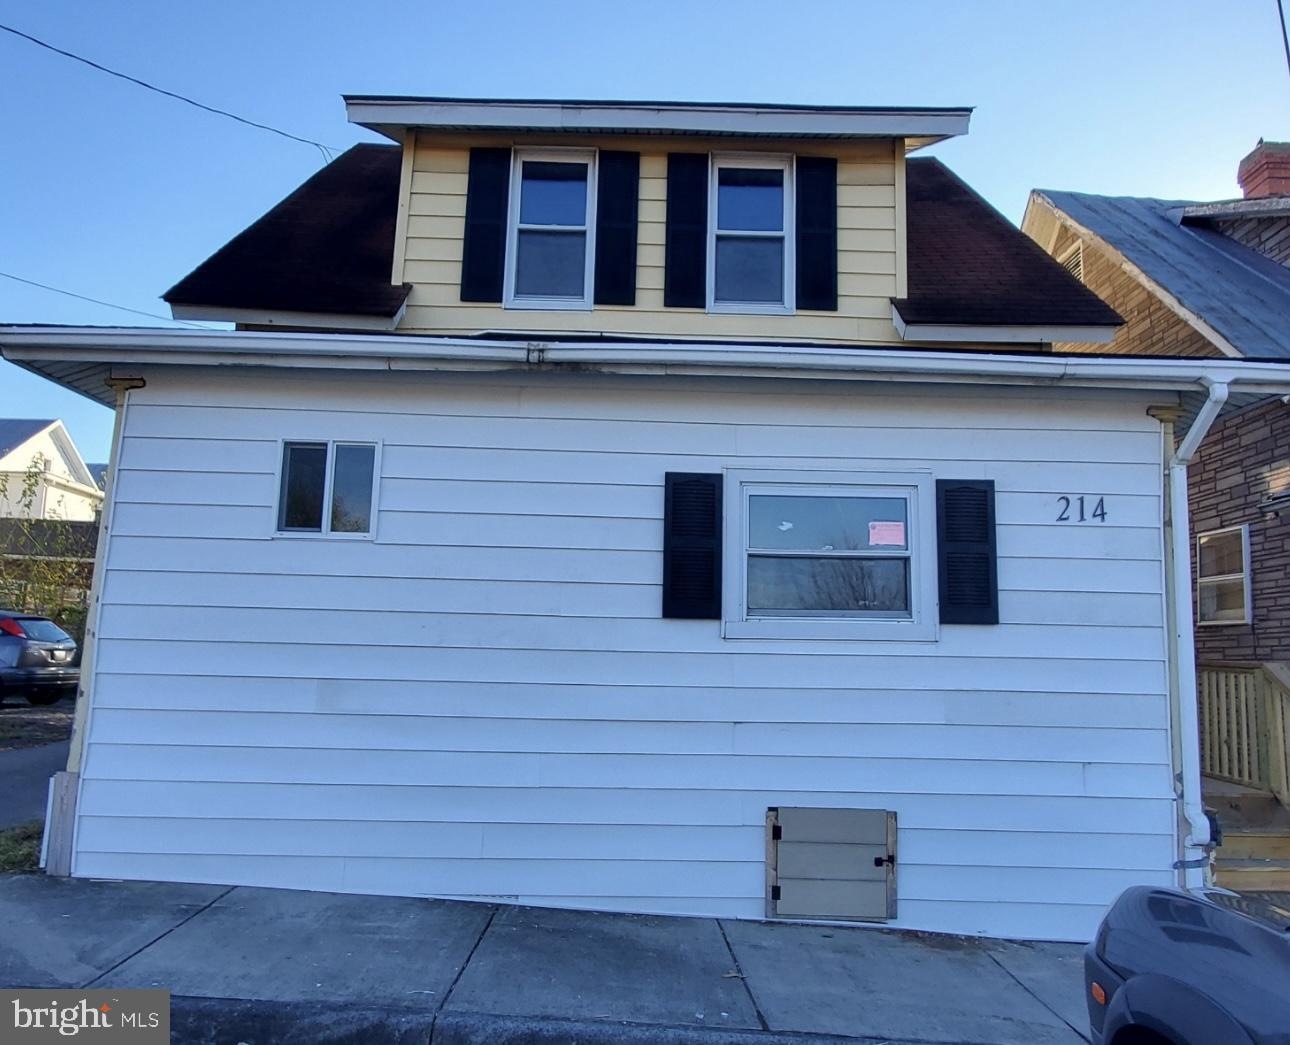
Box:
[0,821,43,872]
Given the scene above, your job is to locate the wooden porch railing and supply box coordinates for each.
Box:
[1198,663,1290,807]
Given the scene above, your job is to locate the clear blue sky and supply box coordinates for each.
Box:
[3,0,1288,462]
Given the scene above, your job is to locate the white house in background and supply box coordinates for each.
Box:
[0,418,103,521]
[8,97,1290,942]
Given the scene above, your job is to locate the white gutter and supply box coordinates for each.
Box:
[10,327,1290,393]
[1167,380,1229,889]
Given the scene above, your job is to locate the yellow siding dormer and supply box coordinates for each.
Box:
[393,131,906,344]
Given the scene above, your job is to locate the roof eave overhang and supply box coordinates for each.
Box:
[891,304,1118,345]
[344,97,972,145]
[7,327,1290,410]
[169,303,407,332]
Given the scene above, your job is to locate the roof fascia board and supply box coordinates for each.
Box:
[344,98,972,141]
[44,420,97,489]
[7,326,1290,394]
[890,306,1116,345]
[169,303,406,331]
[1182,198,1290,222]
[1031,193,1245,359]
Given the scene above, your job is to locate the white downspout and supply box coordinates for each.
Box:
[1168,379,1228,889]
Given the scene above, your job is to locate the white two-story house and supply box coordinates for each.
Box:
[7,97,1290,941]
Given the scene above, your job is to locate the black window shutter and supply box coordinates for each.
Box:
[594,151,640,306]
[664,153,708,308]
[460,147,511,302]
[936,480,999,625]
[663,473,722,619]
[796,157,838,311]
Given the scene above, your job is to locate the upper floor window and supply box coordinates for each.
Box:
[1197,524,1250,625]
[505,150,596,310]
[278,440,378,538]
[708,155,794,314]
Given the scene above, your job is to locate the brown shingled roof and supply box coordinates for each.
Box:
[163,144,411,318]
[895,158,1121,327]
[162,146,1119,332]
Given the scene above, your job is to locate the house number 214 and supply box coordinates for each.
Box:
[1056,495,1107,523]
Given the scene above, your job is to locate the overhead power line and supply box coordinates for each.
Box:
[0,270,216,328]
[0,22,340,163]
[1279,0,1290,86]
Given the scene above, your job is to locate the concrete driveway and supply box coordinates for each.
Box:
[0,739,68,828]
[0,874,1091,1044]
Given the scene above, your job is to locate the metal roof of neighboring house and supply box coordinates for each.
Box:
[86,463,108,489]
[1036,189,1290,360]
[162,147,1116,335]
[0,418,54,459]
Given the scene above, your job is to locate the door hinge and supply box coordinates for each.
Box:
[771,824,782,840]
[770,885,781,901]
[873,853,895,868]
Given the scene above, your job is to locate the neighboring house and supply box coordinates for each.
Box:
[0,418,104,522]
[1023,140,1290,890]
[8,97,1290,942]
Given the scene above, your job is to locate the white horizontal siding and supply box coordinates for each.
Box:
[75,367,1176,941]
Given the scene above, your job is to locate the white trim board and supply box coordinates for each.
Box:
[345,97,972,145]
[891,307,1116,346]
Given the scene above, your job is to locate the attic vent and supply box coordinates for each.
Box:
[1057,243,1084,283]
[767,807,897,922]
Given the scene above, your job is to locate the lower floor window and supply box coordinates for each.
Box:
[725,471,935,641]
[278,441,378,536]
[1197,525,1250,625]
[746,493,911,617]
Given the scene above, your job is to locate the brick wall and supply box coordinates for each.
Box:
[1049,227,1223,358]
[1212,215,1290,266]
[1190,398,1290,663]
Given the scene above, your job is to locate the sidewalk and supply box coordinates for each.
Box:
[0,874,1091,1044]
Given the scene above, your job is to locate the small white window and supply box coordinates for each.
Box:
[1197,525,1251,625]
[708,155,794,314]
[277,441,378,538]
[724,470,937,641]
[505,150,596,310]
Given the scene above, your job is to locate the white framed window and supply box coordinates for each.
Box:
[707,154,795,314]
[723,470,938,641]
[276,440,380,539]
[1197,524,1251,625]
[504,149,597,310]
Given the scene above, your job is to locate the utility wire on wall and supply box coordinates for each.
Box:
[0,22,341,163]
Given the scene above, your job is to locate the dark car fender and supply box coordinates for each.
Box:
[1102,973,1254,1045]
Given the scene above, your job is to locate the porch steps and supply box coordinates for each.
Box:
[1214,857,1290,891]
[1205,777,1290,890]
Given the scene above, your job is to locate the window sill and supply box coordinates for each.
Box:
[273,531,376,542]
[724,617,938,643]
[1197,618,1250,627]
[503,297,594,312]
[707,302,795,316]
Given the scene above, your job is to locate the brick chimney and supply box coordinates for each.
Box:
[1238,140,1290,198]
